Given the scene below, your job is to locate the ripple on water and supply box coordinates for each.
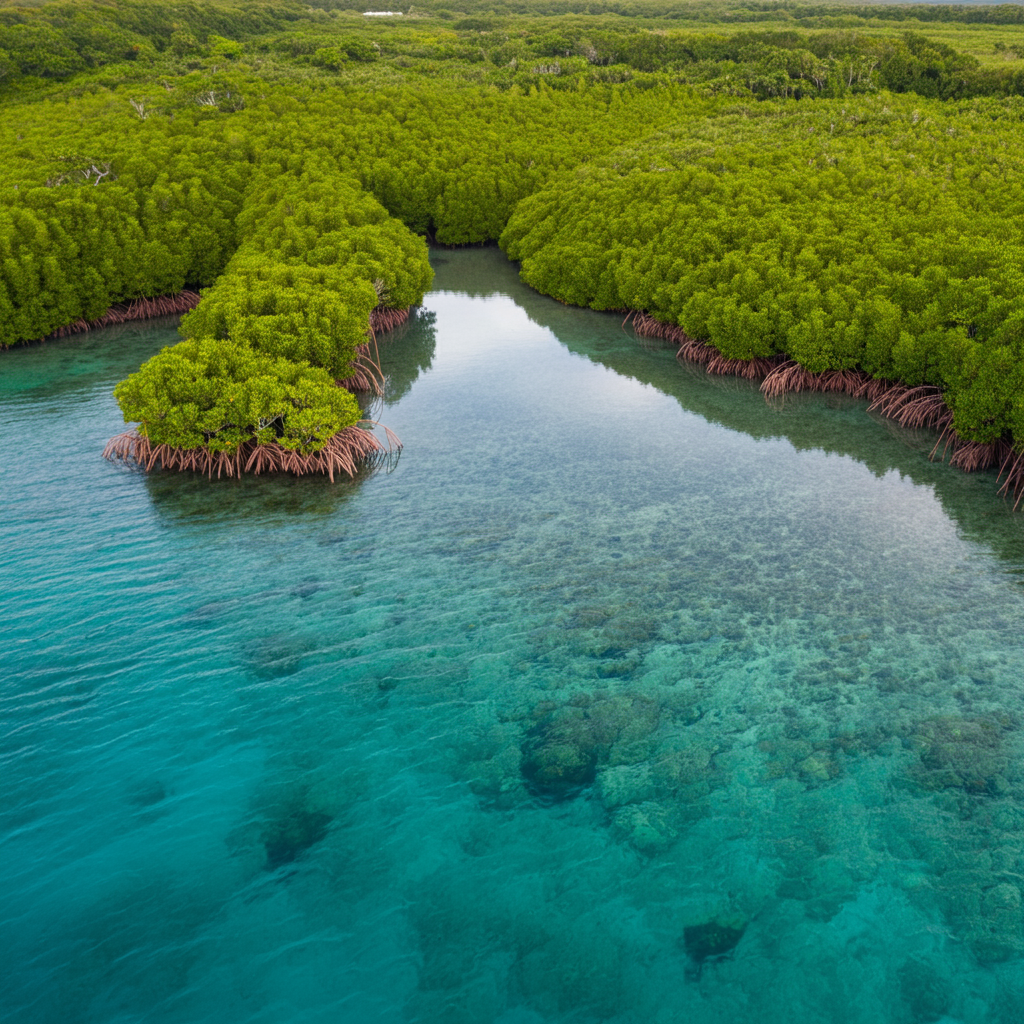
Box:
[2,248,1024,1023]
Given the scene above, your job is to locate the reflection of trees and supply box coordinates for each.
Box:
[428,244,514,299]
[494,250,1024,571]
[143,461,367,527]
[380,308,437,407]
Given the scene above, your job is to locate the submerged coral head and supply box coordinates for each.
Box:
[262,809,333,871]
[682,919,746,979]
[520,733,598,803]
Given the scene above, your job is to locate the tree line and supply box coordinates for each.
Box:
[4,0,1024,103]
[500,93,1024,448]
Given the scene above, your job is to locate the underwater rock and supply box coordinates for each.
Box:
[564,606,615,630]
[450,701,528,807]
[240,633,316,679]
[594,614,660,656]
[596,658,637,679]
[520,693,660,801]
[759,735,846,788]
[682,918,746,978]
[607,736,659,768]
[262,807,333,871]
[798,753,833,784]
[599,742,715,843]
[908,716,1011,797]
[520,732,598,800]
[290,580,324,599]
[555,606,661,660]
[598,764,654,810]
[127,778,166,808]
[969,882,1024,962]
[651,745,713,790]
[612,802,677,855]
[779,853,857,922]
[932,863,1024,964]
[760,737,812,780]
[897,955,952,1023]
[466,742,527,808]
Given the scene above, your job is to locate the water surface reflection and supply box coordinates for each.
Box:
[1,248,1022,1024]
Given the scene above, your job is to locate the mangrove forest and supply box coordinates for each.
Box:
[5,3,1024,1023]
[2,0,1024,495]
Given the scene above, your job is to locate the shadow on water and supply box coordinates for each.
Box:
[0,318,183,401]
[141,464,369,526]
[432,246,1024,575]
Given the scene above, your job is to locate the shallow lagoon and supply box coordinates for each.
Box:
[2,247,1024,1023]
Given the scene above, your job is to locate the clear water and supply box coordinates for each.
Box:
[3,247,1024,1024]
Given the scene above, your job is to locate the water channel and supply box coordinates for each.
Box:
[2,247,1024,1023]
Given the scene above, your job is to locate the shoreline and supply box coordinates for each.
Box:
[627,312,1024,509]
[35,288,1024,502]
[39,292,204,344]
[103,422,400,483]
[339,305,414,393]
[34,293,411,348]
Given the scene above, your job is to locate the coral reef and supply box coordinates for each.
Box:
[520,692,661,802]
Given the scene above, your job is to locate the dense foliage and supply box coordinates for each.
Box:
[117,152,431,455]
[501,95,1024,445]
[2,0,1024,479]
[181,157,433,379]
[0,118,248,343]
[3,0,1024,99]
[113,337,360,454]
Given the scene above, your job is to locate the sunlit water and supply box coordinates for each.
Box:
[3,248,1024,1024]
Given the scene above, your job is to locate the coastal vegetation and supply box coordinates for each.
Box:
[2,0,1024,493]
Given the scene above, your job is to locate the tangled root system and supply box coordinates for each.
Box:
[338,342,385,395]
[998,447,1024,510]
[340,306,412,393]
[102,303,413,480]
[369,305,411,335]
[628,312,784,379]
[104,423,400,482]
[629,309,1023,504]
[46,291,201,340]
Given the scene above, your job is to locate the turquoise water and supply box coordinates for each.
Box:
[2,247,1024,1023]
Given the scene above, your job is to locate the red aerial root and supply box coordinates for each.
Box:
[103,423,400,483]
[45,292,202,341]
[340,306,412,393]
[997,447,1024,510]
[338,342,385,395]
[627,311,785,380]
[369,305,411,335]
[628,309,1024,505]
